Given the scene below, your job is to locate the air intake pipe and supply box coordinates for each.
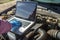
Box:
[47,29,60,40]
[25,28,47,40]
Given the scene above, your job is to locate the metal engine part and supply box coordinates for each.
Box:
[36,28,47,40]
[46,17,58,25]
[0,14,9,20]
[36,14,58,31]
[0,35,6,40]
[24,28,47,40]
[47,29,60,40]
[36,14,58,24]
[7,32,16,40]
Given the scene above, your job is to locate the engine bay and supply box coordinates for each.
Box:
[0,1,60,40]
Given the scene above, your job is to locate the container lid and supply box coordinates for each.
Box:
[16,1,37,19]
[0,20,12,34]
